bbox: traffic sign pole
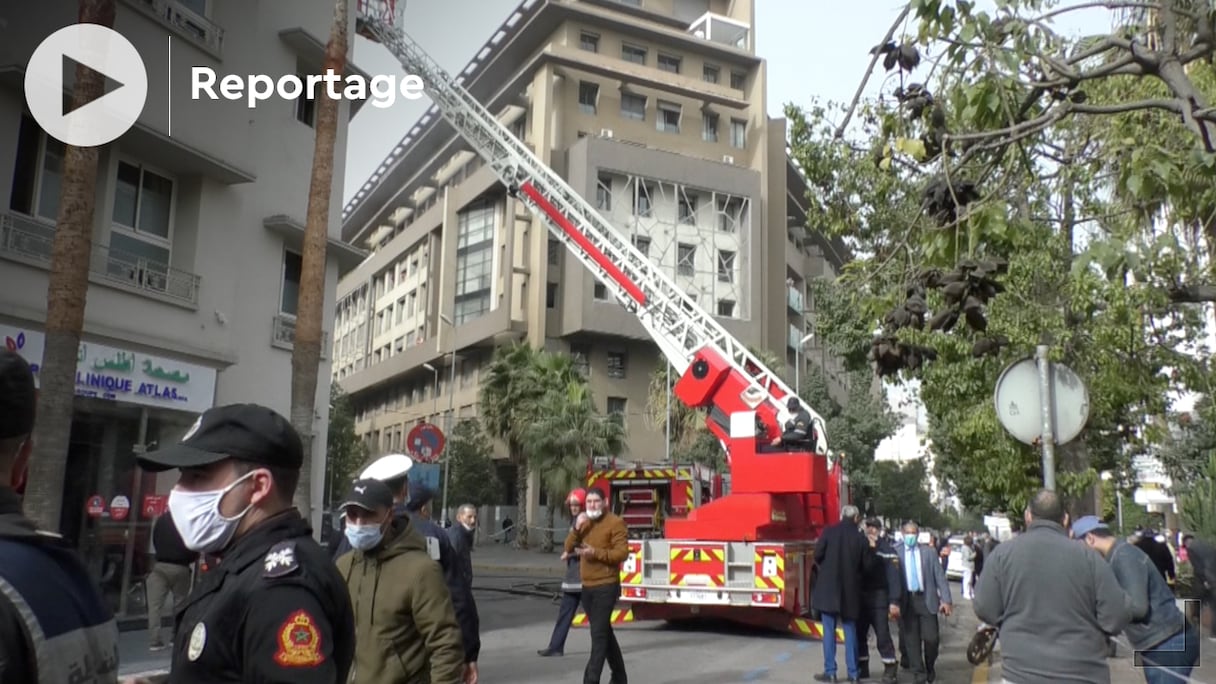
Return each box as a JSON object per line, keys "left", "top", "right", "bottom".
{"left": 1036, "top": 345, "right": 1057, "bottom": 491}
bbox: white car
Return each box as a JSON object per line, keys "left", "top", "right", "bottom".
{"left": 945, "top": 536, "right": 966, "bottom": 580}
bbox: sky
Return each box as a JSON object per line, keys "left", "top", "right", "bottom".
{"left": 340, "top": 1, "right": 1111, "bottom": 464}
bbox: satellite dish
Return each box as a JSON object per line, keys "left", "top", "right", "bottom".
{"left": 993, "top": 357, "right": 1090, "bottom": 446}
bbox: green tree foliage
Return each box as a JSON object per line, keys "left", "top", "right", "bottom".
{"left": 1179, "top": 454, "right": 1216, "bottom": 541}
{"left": 869, "top": 459, "right": 948, "bottom": 529}
{"left": 1098, "top": 477, "right": 1155, "bottom": 535}
{"left": 325, "top": 384, "right": 368, "bottom": 508}
{"left": 787, "top": 0, "right": 1215, "bottom": 513}
{"left": 443, "top": 419, "right": 504, "bottom": 509}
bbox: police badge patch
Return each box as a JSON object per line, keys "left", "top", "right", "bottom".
{"left": 264, "top": 541, "right": 300, "bottom": 578}
{"left": 187, "top": 622, "right": 207, "bottom": 661}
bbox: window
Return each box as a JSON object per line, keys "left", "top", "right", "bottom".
{"left": 702, "top": 64, "right": 720, "bottom": 83}
{"left": 178, "top": 0, "right": 207, "bottom": 16}
{"left": 111, "top": 160, "right": 174, "bottom": 270}
{"left": 633, "top": 182, "right": 654, "bottom": 217}
{"left": 578, "top": 81, "right": 598, "bottom": 115}
{"left": 395, "top": 336, "right": 405, "bottom": 353}
{"left": 730, "top": 71, "right": 746, "bottom": 89}
{"left": 717, "top": 250, "right": 736, "bottom": 282}
{"left": 294, "top": 73, "right": 316, "bottom": 127}
{"left": 703, "top": 112, "right": 719, "bottom": 142}
{"left": 717, "top": 299, "right": 735, "bottom": 317}
{"left": 621, "top": 93, "right": 646, "bottom": 120}
{"left": 658, "top": 54, "right": 681, "bottom": 73}
{"left": 730, "top": 118, "right": 747, "bottom": 148}
{"left": 454, "top": 200, "right": 496, "bottom": 324}
{"left": 24, "top": 130, "right": 66, "bottom": 221}
{"left": 678, "top": 193, "right": 697, "bottom": 224}
{"left": 677, "top": 243, "right": 696, "bottom": 276}
{"left": 594, "top": 282, "right": 608, "bottom": 300}
{"left": 548, "top": 239, "right": 561, "bottom": 265}
{"left": 632, "top": 235, "right": 651, "bottom": 257}
{"left": 607, "top": 396, "right": 627, "bottom": 421}
{"left": 281, "top": 250, "right": 302, "bottom": 315}
{"left": 596, "top": 174, "right": 612, "bottom": 210}
{"left": 616, "top": 0, "right": 641, "bottom": 5}
{"left": 621, "top": 44, "right": 647, "bottom": 64}
{"left": 607, "top": 352, "right": 626, "bottom": 378}
{"left": 571, "top": 344, "right": 591, "bottom": 376}
{"left": 718, "top": 197, "right": 744, "bottom": 232}
{"left": 580, "top": 32, "right": 599, "bottom": 52}
{"left": 395, "top": 298, "right": 405, "bottom": 323}
{"left": 656, "top": 101, "right": 680, "bottom": 133}
{"left": 546, "top": 282, "right": 558, "bottom": 308}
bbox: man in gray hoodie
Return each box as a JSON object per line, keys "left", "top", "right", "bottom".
{"left": 1073, "top": 516, "right": 1198, "bottom": 683}
{"left": 974, "top": 490, "right": 1131, "bottom": 683}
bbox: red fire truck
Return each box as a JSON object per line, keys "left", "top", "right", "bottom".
{"left": 585, "top": 462, "right": 724, "bottom": 539}
{"left": 355, "top": 0, "right": 848, "bottom": 641}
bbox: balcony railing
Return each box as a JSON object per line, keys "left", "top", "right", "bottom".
{"left": 0, "top": 212, "right": 201, "bottom": 306}
{"left": 125, "top": 0, "right": 224, "bottom": 54}
{"left": 687, "top": 12, "right": 750, "bottom": 51}
{"left": 787, "top": 286, "right": 803, "bottom": 312}
{"left": 272, "top": 315, "right": 330, "bottom": 359}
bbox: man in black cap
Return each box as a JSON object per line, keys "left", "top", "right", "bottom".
{"left": 0, "top": 349, "right": 120, "bottom": 683}
{"left": 336, "top": 478, "right": 465, "bottom": 683}
{"left": 135, "top": 402, "right": 355, "bottom": 683}
{"left": 765, "top": 396, "right": 818, "bottom": 452}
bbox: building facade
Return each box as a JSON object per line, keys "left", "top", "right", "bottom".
{"left": 0, "top": 0, "right": 365, "bottom": 619}
{"left": 337, "top": 0, "right": 847, "bottom": 521}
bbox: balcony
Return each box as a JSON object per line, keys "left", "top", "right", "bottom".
{"left": 271, "top": 315, "right": 330, "bottom": 359}
{"left": 788, "top": 324, "right": 802, "bottom": 350}
{"left": 687, "top": 12, "right": 750, "bottom": 51}
{"left": 123, "top": 0, "right": 224, "bottom": 55}
{"left": 787, "top": 286, "right": 803, "bottom": 313}
{"left": 0, "top": 212, "right": 201, "bottom": 307}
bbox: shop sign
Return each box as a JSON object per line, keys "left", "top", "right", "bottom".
{"left": 86, "top": 495, "right": 105, "bottom": 518}
{"left": 143, "top": 494, "right": 168, "bottom": 518}
{"left": 110, "top": 495, "right": 131, "bottom": 521}
{"left": 1, "top": 324, "right": 217, "bottom": 414}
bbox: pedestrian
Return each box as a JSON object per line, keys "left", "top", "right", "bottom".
{"left": 563, "top": 486, "right": 629, "bottom": 684}
{"left": 0, "top": 349, "right": 120, "bottom": 683}
{"left": 973, "top": 490, "right": 1130, "bottom": 683}
{"left": 330, "top": 452, "right": 415, "bottom": 558}
{"left": 1181, "top": 534, "right": 1216, "bottom": 637}
{"left": 896, "top": 520, "right": 952, "bottom": 684}
{"left": 959, "top": 534, "right": 976, "bottom": 600}
{"left": 540, "top": 488, "right": 587, "bottom": 657}
{"left": 146, "top": 510, "right": 198, "bottom": 650}
{"left": 1072, "top": 516, "right": 1198, "bottom": 683}
{"left": 449, "top": 503, "right": 482, "bottom": 684}
{"left": 134, "top": 403, "right": 356, "bottom": 683}
{"left": 857, "top": 518, "right": 901, "bottom": 683}
{"left": 335, "top": 478, "right": 465, "bottom": 683}
{"left": 811, "top": 504, "right": 867, "bottom": 683}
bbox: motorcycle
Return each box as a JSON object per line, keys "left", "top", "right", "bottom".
{"left": 967, "top": 623, "right": 998, "bottom": 665}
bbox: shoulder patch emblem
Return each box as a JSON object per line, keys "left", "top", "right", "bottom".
{"left": 273, "top": 609, "right": 325, "bottom": 667}
{"left": 264, "top": 541, "right": 300, "bottom": 578}
{"left": 187, "top": 622, "right": 207, "bottom": 661}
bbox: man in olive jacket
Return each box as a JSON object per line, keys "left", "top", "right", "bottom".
{"left": 563, "top": 487, "right": 629, "bottom": 684}
{"left": 335, "top": 479, "right": 465, "bottom": 684}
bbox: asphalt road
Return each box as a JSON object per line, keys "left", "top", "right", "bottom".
{"left": 122, "top": 574, "right": 987, "bottom": 683}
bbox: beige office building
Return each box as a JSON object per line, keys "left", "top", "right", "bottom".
{"left": 337, "top": 0, "right": 846, "bottom": 513}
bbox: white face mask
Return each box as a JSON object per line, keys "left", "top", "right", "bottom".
{"left": 586, "top": 507, "right": 603, "bottom": 520}
{"left": 168, "top": 470, "right": 257, "bottom": 553}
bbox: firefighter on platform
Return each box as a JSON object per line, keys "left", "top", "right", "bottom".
{"left": 766, "top": 396, "right": 816, "bottom": 452}
{"left": 858, "top": 518, "right": 902, "bottom": 683}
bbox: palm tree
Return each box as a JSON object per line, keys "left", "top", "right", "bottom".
{"left": 24, "top": 0, "right": 117, "bottom": 530}
{"left": 290, "top": 0, "right": 348, "bottom": 520}
{"left": 524, "top": 381, "right": 627, "bottom": 550}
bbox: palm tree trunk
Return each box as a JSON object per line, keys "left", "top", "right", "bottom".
{"left": 513, "top": 449, "right": 529, "bottom": 549}
{"left": 24, "top": 0, "right": 116, "bottom": 531}
{"left": 543, "top": 497, "right": 556, "bottom": 552}
{"left": 290, "top": 0, "right": 347, "bottom": 523}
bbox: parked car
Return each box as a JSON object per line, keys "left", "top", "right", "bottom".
{"left": 946, "top": 535, "right": 966, "bottom": 580}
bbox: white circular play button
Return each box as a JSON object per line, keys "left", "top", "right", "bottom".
{"left": 24, "top": 24, "right": 148, "bottom": 148}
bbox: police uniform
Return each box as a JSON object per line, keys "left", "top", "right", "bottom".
{"left": 136, "top": 402, "right": 356, "bottom": 683}
{"left": 857, "top": 520, "right": 902, "bottom": 682}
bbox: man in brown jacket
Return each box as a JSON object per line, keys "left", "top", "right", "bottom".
{"left": 563, "top": 487, "right": 629, "bottom": 684}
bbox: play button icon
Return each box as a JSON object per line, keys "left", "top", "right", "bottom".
{"left": 24, "top": 25, "right": 148, "bottom": 148}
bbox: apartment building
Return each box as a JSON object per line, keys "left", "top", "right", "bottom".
{"left": 337, "top": 0, "right": 848, "bottom": 518}
{"left": 0, "top": 0, "right": 365, "bottom": 617}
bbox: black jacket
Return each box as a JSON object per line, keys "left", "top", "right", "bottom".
{"left": 811, "top": 519, "right": 867, "bottom": 620}
{"left": 168, "top": 510, "right": 355, "bottom": 683}
{"left": 862, "top": 536, "right": 903, "bottom": 603}
{"left": 446, "top": 524, "right": 482, "bottom": 663}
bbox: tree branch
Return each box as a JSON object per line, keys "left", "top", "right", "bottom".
{"left": 835, "top": 2, "right": 912, "bottom": 140}
{"left": 1168, "top": 284, "right": 1216, "bottom": 303}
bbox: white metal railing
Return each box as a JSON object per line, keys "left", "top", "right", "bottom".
{"left": 0, "top": 212, "right": 201, "bottom": 306}
{"left": 271, "top": 314, "right": 330, "bottom": 358}
{"left": 126, "top": 0, "right": 224, "bottom": 53}
{"left": 787, "top": 286, "right": 802, "bottom": 312}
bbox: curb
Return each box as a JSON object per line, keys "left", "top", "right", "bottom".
{"left": 472, "top": 563, "right": 564, "bottom": 578}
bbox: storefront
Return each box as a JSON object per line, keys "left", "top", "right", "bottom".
{"left": 1, "top": 323, "right": 217, "bottom": 619}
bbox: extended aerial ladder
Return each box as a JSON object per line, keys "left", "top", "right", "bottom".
{"left": 354, "top": 0, "right": 847, "bottom": 638}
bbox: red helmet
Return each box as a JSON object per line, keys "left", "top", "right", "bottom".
{"left": 567, "top": 488, "right": 587, "bottom": 506}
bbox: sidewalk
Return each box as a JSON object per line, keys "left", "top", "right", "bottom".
{"left": 979, "top": 638, "right": 1216, "bottom": 683}
{"left": 470, "top": 540, "right": 566, "bottom": 578}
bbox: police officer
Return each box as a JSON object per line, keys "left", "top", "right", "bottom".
{"left": 857, "top": 518, "right": 902, "bottom": 683}
{"left": 0, "top": 350, "right": 120, "bottom": 683}
{"left": 767, "top": 396, "right": 817, "bottom": 452}
{"left": 135, "top": 403, "right": 355, "bottom": 683}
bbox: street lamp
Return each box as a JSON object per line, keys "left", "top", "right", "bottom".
{"left": 438, "top": 313, "right": 456, "bottom": 526}
{"left": 794, "top": 332, "right": 815, "bottom": 397}
{"left": 422, "top": 362, "right": 440, "bottom": 420}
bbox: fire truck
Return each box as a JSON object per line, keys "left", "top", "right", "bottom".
{"left": 355, "top": 1, "right": 848, "bottom": 641}
{"left": 585, "top": 461, "right": 723, "bottom": 539}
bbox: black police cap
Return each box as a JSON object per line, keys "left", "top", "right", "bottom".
{"left": 137, "top": 403, "right": 303, "bottom": 472}
{"left": 0, "top": 350, "right": 36, "bottom": 439}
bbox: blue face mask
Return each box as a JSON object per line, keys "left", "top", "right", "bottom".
{"left": 903, "top": 534, "right": 918, "bottom": 547}
{"left": 345, "top": 523, "right": 385, "bottom": 551}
